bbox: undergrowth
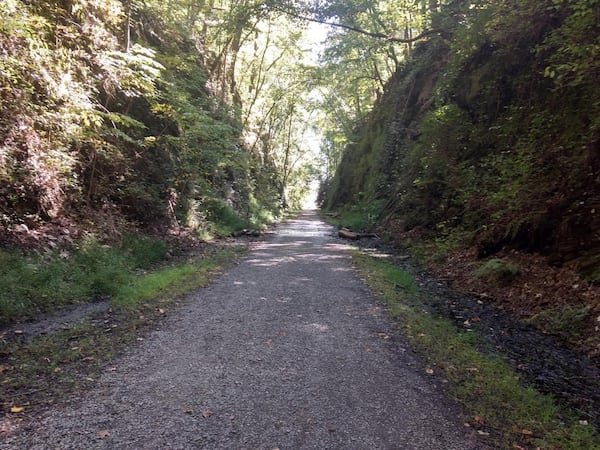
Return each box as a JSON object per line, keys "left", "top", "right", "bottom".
{"left": 0, "top": 234, "right": 168, "bottom": 324}
{"left": 352, "top": 250, "right": 599, "bottom": 449}
{"left": 322, "top": 200, "right": 381, "bottom": 232}
{"left": 0, "top": 245, "right": 243, "bottom": 416}
{"left": 474, "top": 258, "right": 521, "bottom": 286}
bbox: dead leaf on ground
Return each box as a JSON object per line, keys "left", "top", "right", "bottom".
{"left": 425, "top": 368, "right": 434, "bottom": 375}
{"left": 98, "top": 430, "right": 110, "bottom": 439}
{"left": 9, "top": 406, "right": 24, "bottom": 413}
{"left": 201, "top": 410, "right": 213, "bottom": 418}
{"left": 520, "top": 428, "right": 534, "bottom": 436}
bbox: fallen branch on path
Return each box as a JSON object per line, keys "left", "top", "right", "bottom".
{"left": 338, "top": 228, "right": 379, "bottom": 240}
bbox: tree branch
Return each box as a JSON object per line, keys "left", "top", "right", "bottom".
{"left": 265, "top": 4, "right": 441, "bottom": 44}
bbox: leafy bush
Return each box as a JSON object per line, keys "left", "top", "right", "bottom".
{"left": 474, "top": 258, "right": 521, "bottom": 285}
{"left": 119, "top": 234, "right": 168, "bottom": 268}
{"left": 329, "top": 195, "right": 383, "bottom": 232}
{"left": 531, "top": 305, "right": 592, "bottom": 339}
{"left": 200, "top": 198, "right": 248, "bottom": 238}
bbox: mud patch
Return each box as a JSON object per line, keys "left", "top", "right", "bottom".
{"left": 0, "top": 300, "right": 111, "bottom": 342}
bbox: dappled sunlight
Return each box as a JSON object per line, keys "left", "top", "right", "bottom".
{"left": 360, "top": 248, "right": 393, "bottom": 259}
{"left": 246, "top": 251, "right": 348, "bottom": 268}
{"left": 302, "top": 323, "right": 331, "bottom": 333}
{"left": 253, "top": 241, "right": 313, "bottom": 249}
{"left": 323, "top": 242, "right": 354, "bottom": 251}
{"left": 246, "top": 255, "right": 297, "bottom": 267}
{"left": 241, "top": 210, "right": 352, "bottom": 271}
{"left": 331, "top": 267, "right": 353, "bottom": 272}
{"left": 232, "top": 280, "right": 257, "bottom": 286}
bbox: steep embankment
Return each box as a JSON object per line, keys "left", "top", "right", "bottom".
{"left": 0, "top": 0, "right": 281, "bottom": 248}
{"left": 324, "top": 0, "right": 600, "bottom": 357}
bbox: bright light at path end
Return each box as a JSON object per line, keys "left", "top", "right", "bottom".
{"left": 303, "top": 179, "right": 320, "bottom": 210}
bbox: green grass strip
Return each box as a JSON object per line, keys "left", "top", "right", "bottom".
{"left": 1, "top": 247, "right": 243, "bottom": 416}
{"left": 112, "top": 249, "right": 240, "bottom": 309}
{"left": 352, "top": 250, "right": 599, "bottom": 450}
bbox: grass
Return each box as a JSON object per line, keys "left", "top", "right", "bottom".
{"left": 322, "top": 200, "right": 381, "bottom": 232}
{"left": 195, "top": 197, "right": 278, "bottom": 240}
{"left": 0, "top": 245, "right": 243, "bottom": 416}
{"left": 113, "top": 249, "right": 240, "bottom": 309}
{"left": 0, "top": 234, "right": 168, "bottom": 323}
{"left": 352, "top": 250, "right": 599, "bottom": 449}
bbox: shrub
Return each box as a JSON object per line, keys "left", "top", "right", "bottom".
{"left": 474, "top": 258, "right": 521, "bottom": 285}
{"left": 119, "top": 234, "right": 168, "bottom": 268}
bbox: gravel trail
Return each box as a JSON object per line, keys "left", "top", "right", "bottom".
{"left": 2, "top": 210, "right": 484, "bottom": 449}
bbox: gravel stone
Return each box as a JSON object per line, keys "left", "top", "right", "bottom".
{"left": 1, "top": 211, "right": 486, "bottom": 449}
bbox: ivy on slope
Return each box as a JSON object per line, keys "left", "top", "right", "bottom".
{"left": 325, "top": 0, "right": 600, "bottom": 268}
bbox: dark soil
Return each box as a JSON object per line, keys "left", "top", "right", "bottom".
{"left": 352, "top": 236, "right": 600, "bottom": 427}
{"left": 0, "top": 300, "right": 111, "bottom": 343}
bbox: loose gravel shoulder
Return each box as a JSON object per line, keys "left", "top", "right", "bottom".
{"left": 1, "top": 211, "right": 485, "bottom": 449}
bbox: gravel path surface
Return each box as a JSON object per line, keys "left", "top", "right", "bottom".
{"left": 2, "top": 210, "right": 484, "bottom": 449}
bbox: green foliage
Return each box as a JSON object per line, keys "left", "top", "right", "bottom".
{"left": 246, "top": 193, "right": 277, "bottom": 228}
{"left": 325, "top": 189, "right": 383, "bottom": 231}
{"left": 474, "top": 259, "right": 521, "bottom": 285}
{"left": 1, "top": 0, "right": 292, "bottom": 244}
{"left": 530, "top": 305, "right": 592, "bottom": 340}
{"left": 0, "top": 234, "right": 168, "bottom": 323}
{"left": 1, "top": 245, "right": 242, "bottom": 417}
{"left": 324, "top": 0, "right": 600, "bottom": 269}
{"left": 202, "top": 198, "right": 248, "bottom": 238}
{"left": 382, "top": 265, "right": 417, "bottom": 294}
{"left": 541, "top": 0, "right": 600, "bottom": 89}
{"left": 119, "top": 234, "right": 168, "bottom": 268}
{"left": 70, "top": 242, "right": 133, "bottom": 297}
{"left": 113, "top": 248, "right": 241, "bottom": 308}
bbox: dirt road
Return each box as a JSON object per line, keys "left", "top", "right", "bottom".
{"left": 2, "top": 210, "right": 484, "bottom": 449}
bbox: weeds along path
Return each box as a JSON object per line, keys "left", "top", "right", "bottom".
{"left": 1, "top": 210, "right": 484, "bottom": 449}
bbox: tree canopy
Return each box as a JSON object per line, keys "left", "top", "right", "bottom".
{"left": 1, "top": 0, "right": 598, "bottom": 273}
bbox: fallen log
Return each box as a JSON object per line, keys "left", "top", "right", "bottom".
{"left": 232, "top": 229, "right": 262, "bottom": 237}
{"left": 338, "top": 228, "right": 380, "bottom": 240}
{"left": 338, "top": 228, "right": 359, "bottom": 240}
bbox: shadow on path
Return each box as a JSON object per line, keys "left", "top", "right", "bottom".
{"left": 2, "top": 210, "right": 485, "bottom": 449}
